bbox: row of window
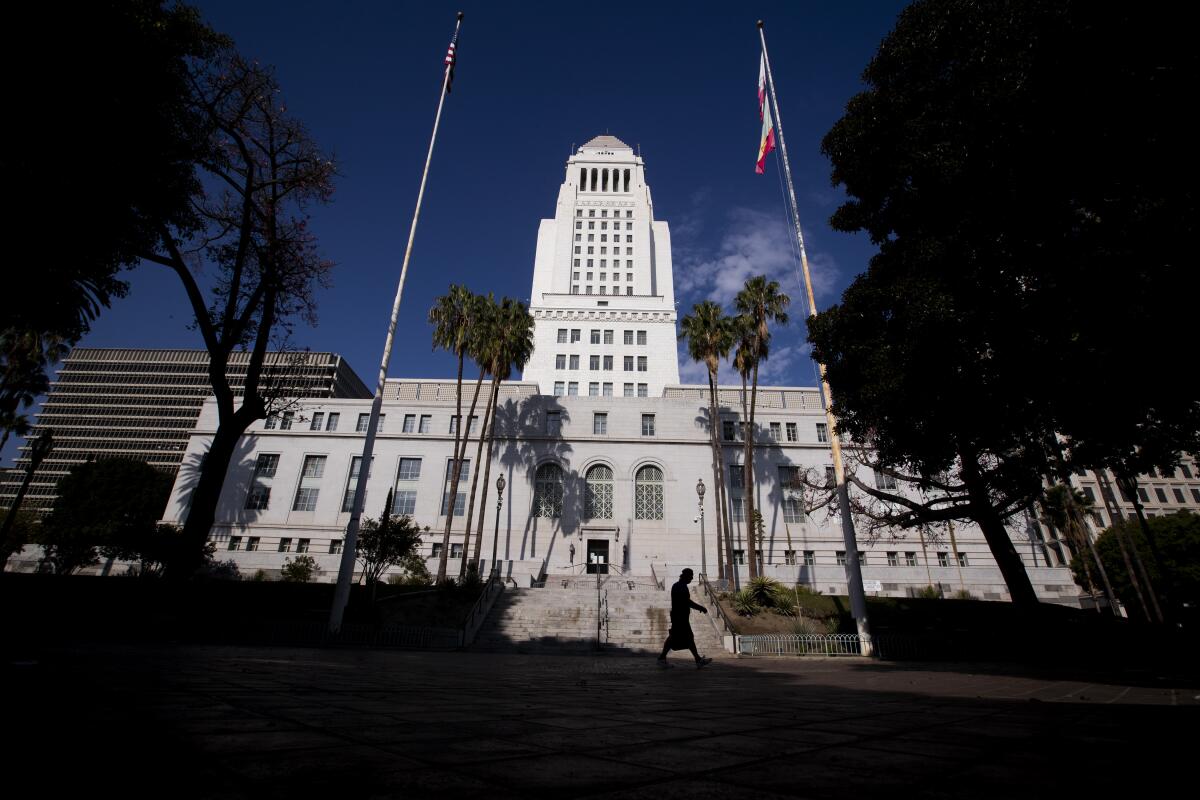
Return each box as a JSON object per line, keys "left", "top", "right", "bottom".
{"left": 228, "top": 535, "right": 345, "bottom": 555}
{"left": 557, "top": 329, "right": 648, "bottom": 345}
{"left": 265, "top": 411, "right": 481, "bottom": 436}
{"left": 532, "top": 463, "right": 664, "bottom": 520}
{"left": 1082, "top": 483, "right": 1200, "bottom": 507}
{"left": 720, "top": 420, "right": 832, "bottom": 445}
{"left": 749, "top": 551, "right": 969, "bottom": 567}
{"left": 571, "top": 286, "right": 635, "bottom": 295}
{"left": 573, "top": 270, "right": 632, "bottom": 282}
{"left": 578, "top": 166, "right": 632, "bottom": 192}
{"left": 580, "top": 412, "right": 657, "bottom": 436}
{"left": 553, "top": 382, "right": 648, "bottom": 397}
{"left": 576, "top": 208, "right": 634, "bottom": 218}
{"left": 554, "top": 355, "right": 649, "bottom": 372}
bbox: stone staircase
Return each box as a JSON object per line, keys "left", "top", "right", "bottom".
{"left": 471, "top": 574, "right": 725, "bottom": 655}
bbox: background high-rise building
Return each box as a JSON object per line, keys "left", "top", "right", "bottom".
{"left": 523, "top": 135, "right": 681, "bottom": 397}
{"left": 0, "top": 348, "right": 369, "bottom": 513}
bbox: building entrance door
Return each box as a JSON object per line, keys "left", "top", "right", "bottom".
{"left": 586, "top": 539, "right": 609, "bottom": 574}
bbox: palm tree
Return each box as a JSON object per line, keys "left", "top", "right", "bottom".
{"left": 457, "top": 293, "right": 498, "bottom": 579}
{"left": 679, "top": 301, "right": 736, "bottom": 585}
{"left": 1040, "top": 483, "right": 1118, "bottom": 614}
{"left": 429, "top": 284, "right": 474, "bottom": 582}
{"left": 470, "top": 298, "right": 535, "bottom": 572}
{"left": 734, "top": 276, "right": 791, "bottom": 579}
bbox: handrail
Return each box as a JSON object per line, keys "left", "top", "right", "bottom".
{"left": 650, "top": 563, "right": 664, "bottom": 590}
{"left": 699, "top": 574, "right": 738, "bottom": 639}
{"left": 461, "top": 571, "right": 502, "bottom": 645}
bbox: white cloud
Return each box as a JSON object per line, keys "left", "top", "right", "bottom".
{"left": 675, "top": 207, "right": 839, "bottom": 310}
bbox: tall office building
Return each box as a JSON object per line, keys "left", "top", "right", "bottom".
{"left": 0, "top": 348, "right": 370, "bottom": 513}
{"left": 523, "top": 135, "right": 680, "bottom": 398}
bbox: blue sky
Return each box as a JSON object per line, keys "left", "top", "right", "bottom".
{"left": 4, "top": 0, "right": 910, "bottom": 466}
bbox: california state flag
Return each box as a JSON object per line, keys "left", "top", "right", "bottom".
{"left": 756, "top": 53, "right": 776, "bottom": 174}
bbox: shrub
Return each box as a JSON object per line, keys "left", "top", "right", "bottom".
{"left": 770, "top": 591, "right": 798, "bottom": 616}
{"left": 791, "top": 616, "right": 836, "bottom": 636}
{"left": 951, "top": 589, "right": 974, "bottom": 600}
{"left": 196, "top": 558, "right": 241, "bottom": 581}
{"left": 746, "top": 576, "right": 785, "bottom": 607}
{"left": 915, "top": 585, "right": 942, "bottom": 599}
{"left": 280, "top": 554, "right": 318, "bottom": 583}
{"left": 732, "top": 588, "right": 761, "bottom": 617}
{"left": 250, "top": 569, "right": 269, "bottom": 582}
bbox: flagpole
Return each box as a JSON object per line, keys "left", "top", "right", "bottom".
{"left": 757, "top": 20, "right": 873, "bottom": 655}
{"left": 329, "top": 11, "right": 464, "bottom": 633}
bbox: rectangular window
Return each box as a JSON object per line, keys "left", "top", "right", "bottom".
{"left": 450, "top": 543, "right": 464, "bottom": 559}
{"left": 836, "top": 551, "right": 847, "bottom": 566}
{"left": 1192, "top": 488, "right": 1200, "bottom": 503}
{"left": 637, "top": 383, "right": 648, "bottom": 397}
{"left": 904, "top": 552, "right": 917, "bottom": 567}
{"left": 1155, "top": 487, "right": 1168, "bottom": 503}
{"left": 816, "top": 423, "right": 828, "bottom": 443}
{"left": 784, "top": 550, "right": 797, "bottom": 565}
{"left": 637, "top": 330, "right": 647, "bottom": 345}
{"left": 296, "top": 538, "right": 310, "bottom": 554}
{"left": 392, "top": 490, "right": 416, "bottom": 515}
{"left": 589, "top": 382, "right": 599, "bottom": 396}
{"left": 431, "top": 543, "right": 442, "bottom": 557}
{"left": 602, "top": 382, "right": 613, "bottom": 397}
{"left": 264, "top": 416, "right": 277, "bottom": 430}
{"left": 569, "top": 355, "right": 579, "bottom": 370}
{"left": 557, "top": 328, "right": 568, "bottom": 343}
{"left": 887, "top": 552, "right": 899, "bottom": 567}
{"left": 279, "top": 411, "right": 295, "bottom": 430}
{"left": 228, "top": 536, "right": 242, "bottom": 551}
{"left": 600, "top": 286, "right": 607, "bottom": 295}
{"left": 328, "top": 539, "right": 343, "bottom": 555}
{"left": 723, "top": 420, "right": 736, "bottom": 441}
{"left": 637, "top": 356, "right": 647, "bottom": 372}
{"left": 1181, "top": 464, "right": 1193, "bottom": 479}
{"left": 571, "top": 329, "right": 581, "bottom": 342}
{"left": 245, "top": 485, "right": 271, "bottom": 510}
{"left": 309, "top": 412, "right": 325, "bottom": 431}
{"left": 624, "top": 383, "right": 634, "bottom": 397}
{"left": 934, "top": 552, "right": 950, "bottom": 567}
{"left": 1137, "top": 488, "right": 1149, "bottom": 502}
{"left": 403, "top": 414, "right": 416, "bottom": 433}
{"left": 732, "top": 497, "right": 745, "bottom": 521}
{"left": 326, "top": 412, "right": 339, "bottom": 431}
{"left": 547, "top": 411, "right": 561, "bottom": 435}
{"left": 292, "top": 455, "right": 326, "bottom": 511}
{"left": 419, "top": 415, "right": 432, "bottom": 433}
{"left": 873, "top": 469, "right": 898, "bottom": 490}
{"left": 568, "top": 382, "right": 578, "bottom": 396}
{"left": 786, "top": 422, "right": 798, "bottom": 442}
{"left": 254, "top": 453, "right": 279, "bottom": 479}
{"left": 278, "top": 537, "right": 292, "bottom": 553}
{"left": 357, "top": 413, "right": 370, "bottom": 432}
{"left": 555, "top": 354, "right": 566, "bottom": 369}
{"left": 733, "top": 549, "right": 746, "bottom": 565}
{"left": 590, "top": 355, "right": 600, "bottom": 370}
{"left": 957, "top": 552, "right": 968, "bottom": 567}
{"left": 624, "top": 356, "right": 634, "bottom": 371}
{"left": 624, "top": 330, "right": 633, "bottom": 345}
{"left": 397, "top": 457, "right": 422, "bottom": 481}
{"left": 642, "top": 414, "right": 655, "bottom": 436}
{"left": 729, "top": 466, "right": 744, "bottom": 489}
{"left": 245, "top": 537, "right": 260, "bottom": 552}
{"left": 554, "top": 381, "right": 565, "bottom": 396}
{"left": 440, "top": 458, "right": 469, "bottom": 516}
{"left": 342, "top": 456, "right": 371, "bottom": 512}
{"left": 803, "top": 551, "right": 815, "bottom": 566}
{"left": 626, "top": 273, "right": 632, "bottom": 282}
{"left": 769, "top": 422, "right": 781, "bottom": 441}
{"left": 594, "top": 412, "right": 608, "bottom": 435}
{"left": 782, "top": 497, "right": 803, "bottom": 523}
{"left": 1082, "top": 486, "right": 1096, "bottom": 501}
{"left": 590, "top": 329, "right": 601, "bottom": 344}
{"left": 604, "top": 330, "right": 613, "bottom": 344}
{"left": 603, "top": 355, "right": 613, "bottom": 370}
{"left": 825, "top": 466, "right": 836, "bottom": 487}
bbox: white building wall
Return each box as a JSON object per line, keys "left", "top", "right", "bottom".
{"left": 158, "top": 380, "right": 1079, "bottom": 604}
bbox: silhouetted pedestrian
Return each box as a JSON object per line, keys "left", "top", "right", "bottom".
{"left": 657, "top": 568, "right": 712, "bottom": 669}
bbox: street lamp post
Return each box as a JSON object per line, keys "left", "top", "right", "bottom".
{"left": 491, "top": 473, "right": 506, "bottom": 576}
{"left": 696, "top": 478, "right": 707, "bottom": 579}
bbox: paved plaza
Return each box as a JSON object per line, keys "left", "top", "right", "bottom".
{"left": 7, "top": 644, "right": 1196, "bottom": 798}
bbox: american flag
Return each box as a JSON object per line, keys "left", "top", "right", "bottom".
{"left": 444, "top": 33, "right": 458, "bottom": 93}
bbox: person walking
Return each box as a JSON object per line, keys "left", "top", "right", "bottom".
{"left": 658, "top": 568, "right": 712, "bottom": 668}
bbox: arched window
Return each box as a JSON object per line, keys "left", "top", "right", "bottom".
{"left": 533, "top": 463, "right": 563, "bottom": 518}
{"left": 623, "top": 168, "right": 630, "bottom": 192}
{"left": 585, "top": 464, "right": 613, "bottom": 520}
{"left": 590, "top": 168, "right": 598, "bottom": 193}
{"left": 602, "top": 168, "right": 609, "bottom": 192}
{"left": 634, "top": 464, "right": 664, "bottom": 520}
{"left": 580, "top": 167, "right": 587, "bottom": 190}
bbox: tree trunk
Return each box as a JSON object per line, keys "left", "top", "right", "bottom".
{"left": 749, "top": 362, "right": 762, "bottom": 576}
{"left": 456, "top": 368, "right": 488, "bottom": 579}
{"left": 472, "top": 377, "right": 502, "bottom": 571}
{"left": 959, "top": 449, "right": 1039, "bottom": 607}
{"left": 1112, "top": 522, "right": 1153, "bottom": 623}
{"left": 174, "top": 415, "right": 249, "bottom": 577}
{"left": 467, "top": 384, "right": 497, "bottom": 570}
{"left": 705, "top": 373, "right": 726, "bottom": 582}
{"left": 740, "top": 373, "right": 758, "bottom": 580}
{"left": 1114, "top": 472, "right": 1166, "bottom": 623}
{"left": 436, "top": 353, "right": 466, "bottom": 582}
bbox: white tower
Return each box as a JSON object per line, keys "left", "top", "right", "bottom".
{"left": 523, "top": 135, "right": 680, "bottom": 398}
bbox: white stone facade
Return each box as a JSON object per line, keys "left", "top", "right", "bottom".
{"left": 523, "top": 135, "right": 680, "bottom": 397}
{"left": 158, "top": 380, "right": 1077, "bottom": 604}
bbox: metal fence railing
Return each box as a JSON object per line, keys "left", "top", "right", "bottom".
{"left": 737, "top": 633, "right": 865, "bottom": 657}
